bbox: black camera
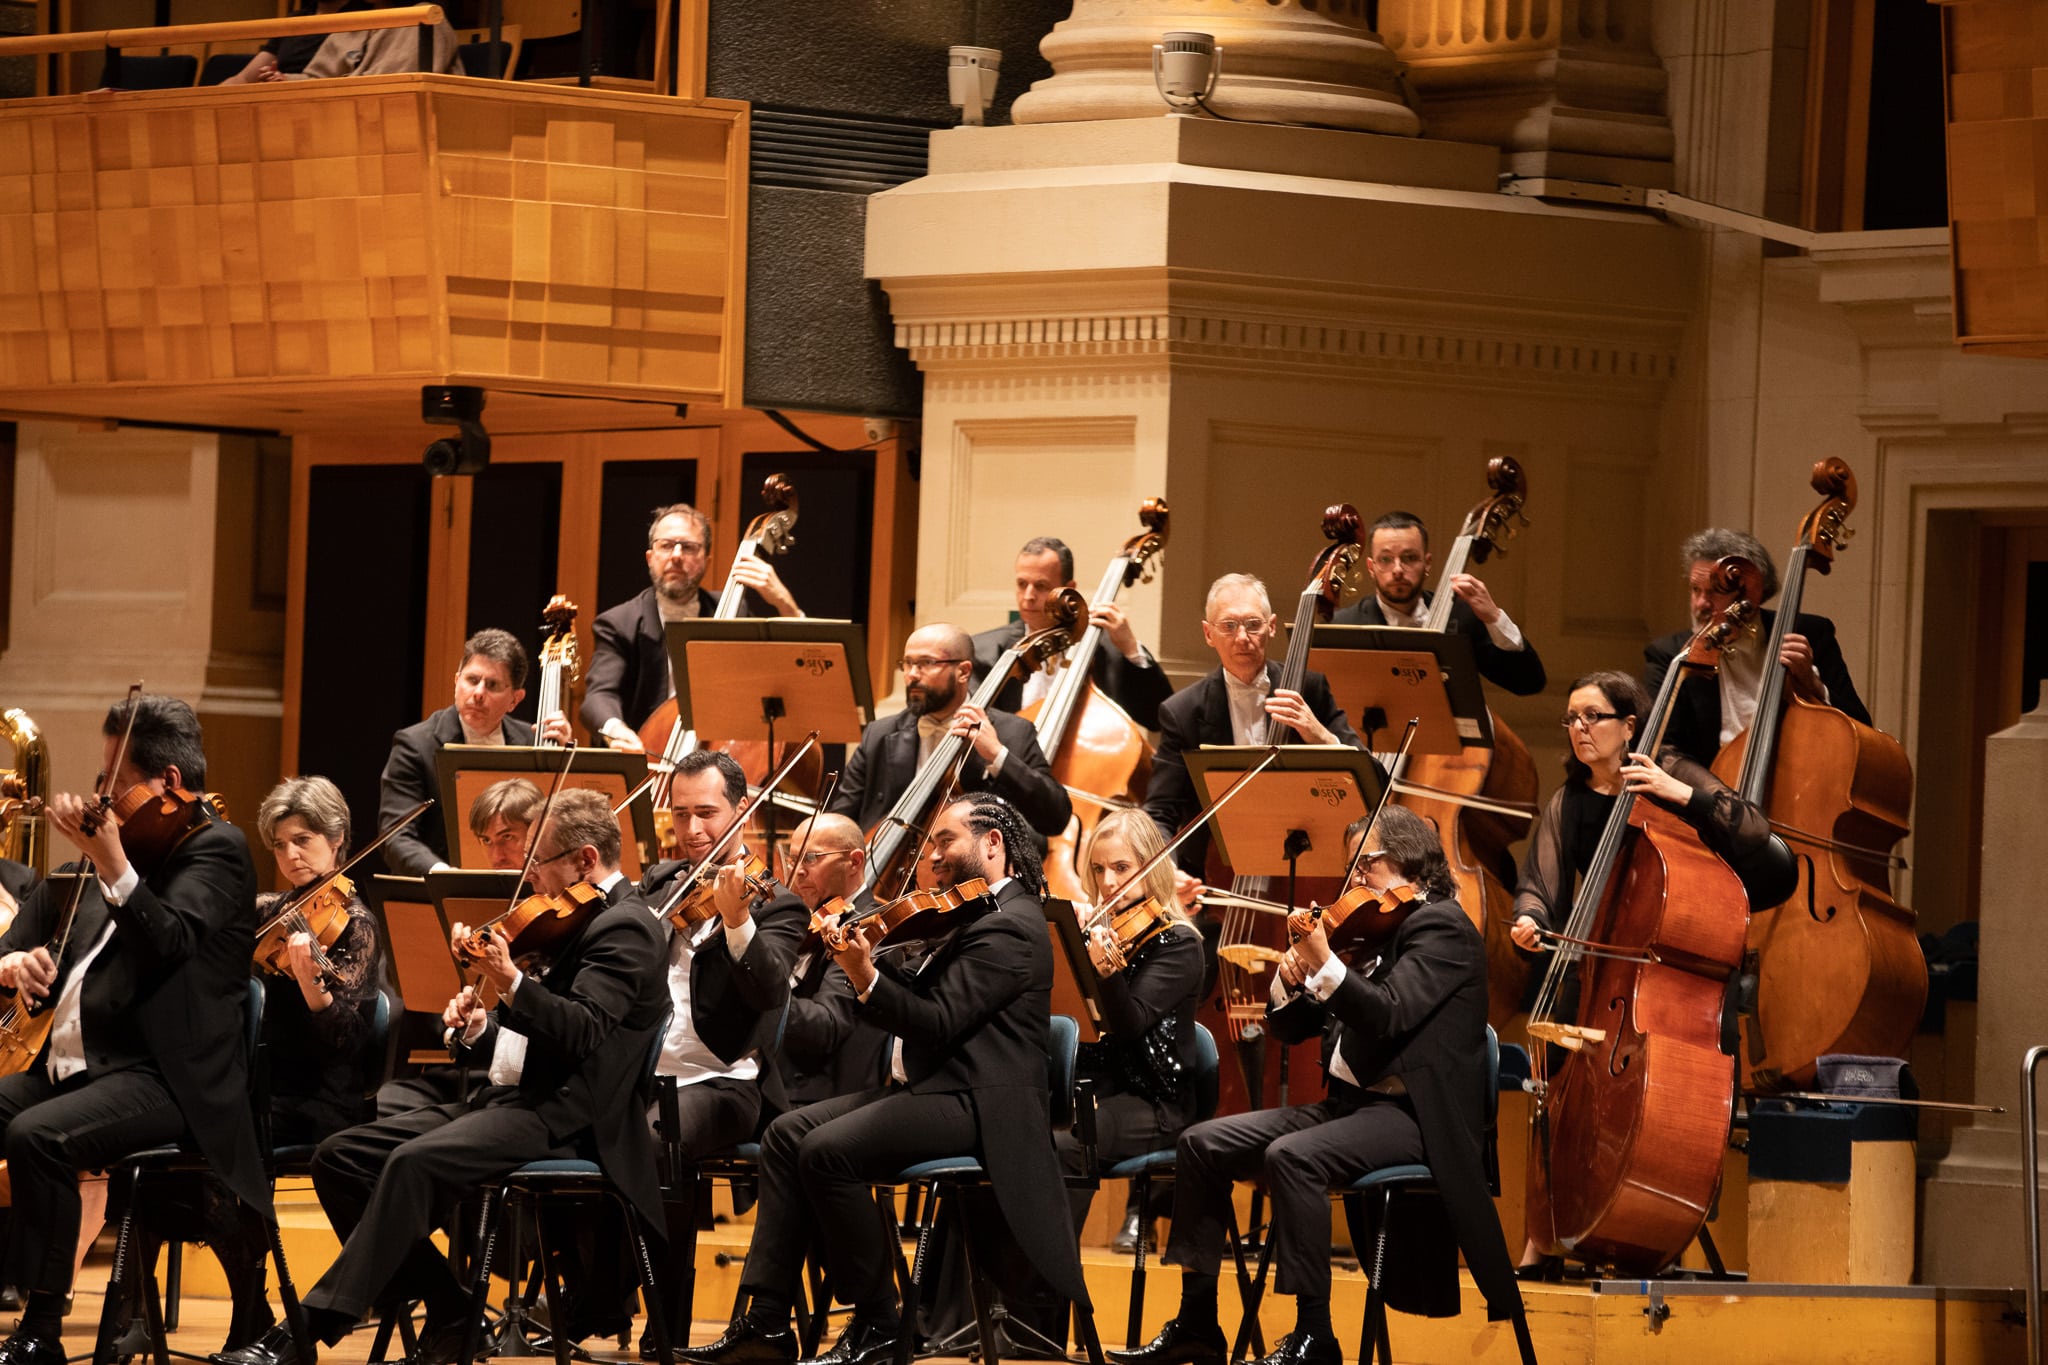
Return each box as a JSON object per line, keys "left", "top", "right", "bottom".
{"left": 422, "top": 385, "right": 490, "bottom": 477}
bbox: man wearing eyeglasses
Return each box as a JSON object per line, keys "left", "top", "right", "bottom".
{"left": 1144, "top": 574, "right": 1368, "bottom": 884}
{"left": 1329, "top": 511, "right": 1546, "bottom": 698}
{"left": 970, "top": 535, "right": 1175, "bottom": 730}
{"left": 776, "top": 813, "right": 892, "bottom": 1107}
{"left": 827, "top": 624, "right": 1073, "bottom": 838}
{"left": 583, "top": 503, "right": 805, "bottom": 753}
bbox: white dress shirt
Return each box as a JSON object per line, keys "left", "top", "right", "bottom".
{"left": 472, "top": 868, "right": 629, "bottom": 1085}
{"left": 658, "top": 866, "right": 761, "bottom": 1086}
{"left": 1222, "top": 669, "right": 1272, "bottom": 745}
{"left": 1378, "top": 592, "right": 1526, "bottom": 653}
{"left": 47, "top": 863, "right": 138, "bottom": 1082}
{"left": 918, "top": 709, "right": 1006, "bottom": 777}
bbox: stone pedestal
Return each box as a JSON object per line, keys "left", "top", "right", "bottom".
{"left": 1922, "top": 700, "right": 2048, "bottom": 1286}
{"left": 1379, "top": 0, "right": 1674, "bottom": 185}
{"left": 1010, "top": 0, "right": 1419, "bottom": 135}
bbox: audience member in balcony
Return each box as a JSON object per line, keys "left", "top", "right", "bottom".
{"left": 216, "top": 0, "right": 373, "bottom": 82}
{"left": 225, "top": 0, "right": 458, "bottom": 82}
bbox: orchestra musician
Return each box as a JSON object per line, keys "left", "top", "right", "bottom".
{"left": 470, "top": 778, "right": 544, "bottom": 870}
{"left": 971, "top": 536, "right": 1175, "bottom": 731}
{"left": 1331, "top": 511, "right": 1546, "bottom": 697}
{"left": 378, "top": 629, "right": 570, "bottom": 877}
{"left": 1506, "top": 670, "right": 1775, "bottom": 1274}
{"left": 0, "top": 695, "right": 267, "bottom": 1365}
{"left": 582, "top": 503, "right": 804, "bottom": 752}
{"left": 1059, "top": 807, "right": 1206, "bottom": 1252}
{"left": 0, "top": 862, "right": 30, "bottom": 920}
{"left": 776, "top": 814, "right": 888, "bottom": 1108}
{"left": 681, "top": 793, "right": 1089, "bottom": 1365}
{"left": 214, "top": 788, "right": 669, "bottom": 1365}
{"left": 1110, "top": 808, "right": 1522, "bottom": 1365}
{"left": 1145, "top": 573, "right": 1365, "bottom": 881}
{"left": 830, "top": 625, "right": 1073, "bottom": 839}
{"left": 1644, "top": 528, "right": 1870, "bottom": 767}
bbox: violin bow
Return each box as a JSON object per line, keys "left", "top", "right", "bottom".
{"left": 41, "top": 682, "right": 144, "bottom": 974}
{"left": 655, "top": 731, "right": 821, "bottom": 921}
{"left": 781, "top": 769, "right": 843, "bottom": 882}
{"left": 1331, "top": 718, "right": 1418, "bottom": 898}
{"left": 480, "top": 740, "right": 579, "bottom": 938}
{"left": 262, "top": 798, "right": 434, "bottom": 934}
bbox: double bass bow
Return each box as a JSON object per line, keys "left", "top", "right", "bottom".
{"left": 1522, "top": 556, "right": 1763, "bottom": 1273}
{"left": 1709, "top": 459, "right": 1922, "bottom": 1090}
{"left": 1380, "top": 456, "right": 1541, "bottom": 1029}
{"left": 1026, "top": 499, "right": 1170, "bottom": 901}
{"left": 857, "top": 588, "right": 1088, "bottom": 904}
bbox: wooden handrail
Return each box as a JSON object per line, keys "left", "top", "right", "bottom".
{"left": 0, "top": 4, "right": 444, "bottom": 57}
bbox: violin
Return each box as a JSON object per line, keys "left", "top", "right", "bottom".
{"left": 458, "top": 880, "right": 609, "bottom": 970}
{"left": 1076, "top": 893, "right": 1172, "bottom": 976}
{"left": 253, "top": 875, "right": 356, "bottom": 985}
{"left": 103, "top": 781, "right": 213, "bottom": 877}
{"left": 1289, "top": 882, "right": 1422, "bottom": 961}
{"left": 825, "top": 876, "right": 994, "bottom": 951}
{"left": 664, "top": 851, "right": 778, "bottom": 930}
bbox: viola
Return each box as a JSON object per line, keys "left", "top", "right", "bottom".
{"left": 105, "top": 781, "right": 213, "bottom": 877}
{"left": 1291, "top": 882, "right": 1422, "bottom": 960}
{"left": 664, "top": 851, "right": 778, "bottom": 930}
{"left": 828, "top": 876, "right": 993, "bottom": 951}
{"left": 253, "top": 875, "right": 356, "bottom": 985}
{"left": 459, "top": 880, "right": 609, "bottom": 971}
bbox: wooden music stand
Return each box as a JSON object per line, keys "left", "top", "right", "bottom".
{"left": 1304, "top": 623, "right": 1494, "bottom": 755}
{"left": 663, "top": 617, "right": 875, "bottom": 848}
{"left": 370, "top": 872, "right": 472, "bottom": 1066}
{"left": 1184, "top": 745, "right": 1389, "bottom": 883}
{"left": 433, "top": 746, "right": 657, "bottom": 879}
{"left": 1044, "top": 898, "right": 1110, "bottom": 1043}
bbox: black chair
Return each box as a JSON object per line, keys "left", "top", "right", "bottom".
{"left": 1228, "top": 1025, "right": 1537, "bottom": 1365}
{"left": 198, "top": 52, "right": 254, "bottom": 85}
{"left": 454, "top": 1011, "right": 676, "bottom": 1365}
{"left": 88, "top": 979, "right": 313, "bottom": 1365}
{"left": 1103, "top": 1023, "right": 1219, "bottom": 1349}
{"left": 95, "top": 53, "right": 197, "bottom": 89}
{"left": 454, "top": 40, "right": 514, "bottom": 78}
{"left": 881, "top": 1014, "right": 1107, "bottom": 1365}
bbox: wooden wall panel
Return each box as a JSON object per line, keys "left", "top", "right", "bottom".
{"left": 1940, "top": 0, "right": 2048, "bottom": 356}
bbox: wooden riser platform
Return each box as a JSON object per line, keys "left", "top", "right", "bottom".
{"left": 127, "top": 1182, "right": 2029, "bottom": 1364}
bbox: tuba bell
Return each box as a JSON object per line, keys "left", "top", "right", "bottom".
{"left": 1, "top": 707, "right": 50, "bottom": 879}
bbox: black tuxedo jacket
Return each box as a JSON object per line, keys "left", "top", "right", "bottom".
{"left": 1267, "top": 898, "right": 1519, "bottom": 1322}
{"left": 1643, "top": 609, "right": 1870, "bottom": 767}
{"left": 829, "top": 706, "right": 1072, "bottom": 838}
{"left": 0, "top": 858, "right": 34, "bottom": 909}
{"left": 857, "top": 877, "right": 1089, "bottom": 1302}
{"left": 638, "top": 860, "right": 808, "bottom": 1110}
{"left": 3, "top": 811, "right": 269, "bottom": 1212}
{"left": 582, "top": 586, "right": 762, "bottom": 737}
{"left": 779, "top": 947, "right": 890, "bottom": 1108}
{"left": 1143, "top": 663, "right": 1370, "bottom": 876}
{"left": 378, "top": 705, "right": 536, "bottom": 876}
{"left": 1332, "top": 591, "right": 1547, "bottom": 698}
{"left": 969, "top": 619, "right": 1176, "bottom": 732}
{"left": 454, "top": 876, "right": 669, "bottom": 1225}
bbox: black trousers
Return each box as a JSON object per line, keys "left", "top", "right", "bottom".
{"left": 304, "top": 1094, "right": 574, "bottom": 1327}
{"left": 0, "top": 1066, "right": 189, "bottom": 1294}
{"left": 1164, "top": 1087, "right": 1423, "bottom": 1297}
{"left": 739, "top": 1087, "right": 977, "bottom": 1317}
{"left": 1054, "top": 1089, "right": 1178, "bottom": 1236}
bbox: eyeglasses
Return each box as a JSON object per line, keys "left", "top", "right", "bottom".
{"left": 899, "top": 656, "right": 965, "bottom": 673}
{"left": 1369, "top": 554, "right": 1425, "bottom": 570}
{"left": 650, "top": 538, "right": 707, "bottom": 557}
{"left": 791, "top": 849, "right": 853, "bottom": 870}
{"left": 1207, "top": 617, "right": 1270, "bottom": 638}
{"left": 530, "top": 846, "right": 583, "bottom": 868}
{"left": 1559, "top": 710, "right": 1622, "bottom": 731}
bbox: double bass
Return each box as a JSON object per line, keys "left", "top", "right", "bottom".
{"left": 1024, "top": 499, "right": 1170, "bottom": 901}
{"left": 1385, "top": 456, "right": 1539, "bottom": 1028}
{"left": 1210, "top": 504, "right": 1365, "bottom": 1116}
{"left": 533, "top": 595, "right": 579, "bottom": 749}
{"left": 1710, "top": 459, "right": 1922, "bottom": 1090}
{"left": 1524, "top": 558, "right": 1762, "bottom": 1272}
{"left": 858, "top": 588, "right": 1088, "bottom": 902}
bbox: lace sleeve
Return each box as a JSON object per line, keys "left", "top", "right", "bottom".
{"left": 1513, "top": 785, "right": 1573, "bottom": 932}
{"left": 301, "top": 902, "right": 383, "bottom": 1060}
{"left": 1658, "top": 750, "right": 1772, "bottom": 864}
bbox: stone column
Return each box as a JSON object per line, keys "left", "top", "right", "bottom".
{"left": 1378, "top": 0, "right": 1674, "bottom": 184}
{"left": 1009, "top": 0, "right": 1420, "bottom": 135}
{"left": 1922, "top": 699, "right": 2048, "bottom": 1286}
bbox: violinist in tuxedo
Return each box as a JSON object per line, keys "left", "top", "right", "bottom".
{"left": 1110, "top": 808, "right": 1522, "bottom": 1365}
{"left": 214, "top": 788, "right": 668, "bottom": 1365}
{"left": 829, "top": 625, "right": 1072, "bottom": 839}
{"left": 582, "top": 503, "right": 803, "bottom": 753}
{"left": 776, "top": 814, "right": 888, "bottom": 1108}
{"left": 682, "top": 793, "right": 1089, "bottom": 1365}
{"left": 971, "top": 536, "right": 1174, "bottom": 731}
{"left": 377, "top": 629, "right": 569, "bottom": 877}
{"left": 0, "top": 695, "right": 265, "bottom": 1365}
{"left": 1330, "top": 510, "right": 1546, "bottom": 700}
{"left": 1644, "top": 527, "right": 1870, "bottom": 767}
{"left": 1145, "top": 574, "right": 1367, "bottom": 883}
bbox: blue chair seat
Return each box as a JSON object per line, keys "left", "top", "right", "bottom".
{"left": 509, "top": 1159, "right": 602, "bottom": 1176}
{"left": 894, "top": 1156, "right": 984, "bottom": 1182}
{"left": 1106, "top": 1149, "right": 1179, "bottom": 1180}
{"left": 1348, "top": 1164, "right": 1433, "bottom": 1191}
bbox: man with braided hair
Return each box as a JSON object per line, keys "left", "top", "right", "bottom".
{"left": 680, "top": 792, "right": 1089, "bottom": 1365}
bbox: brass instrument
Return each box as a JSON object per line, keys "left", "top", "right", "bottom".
{"left": 1, "top": 708, "right": 49, "bottom": 879}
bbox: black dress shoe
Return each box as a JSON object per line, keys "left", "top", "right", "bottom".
{"left": 673, "top": 1313, "right": 797, "bottom": 1365}
{"left": 1249, "top": 1330, "right": 1340, "bottom": 1365}
{"left": 209, "top": 1323, "right": 314, "bottom": 1365}
{"left": 797, "top": 1316, "right": 903, "bottom": 1365}
{"left": 1106, "top": 1318, "right": 1226, "bottom": 1365}
{"left": 407, "top": 1321, "right": 473, "bottom": 1365}
{"left": 1110, "top": 1212, "right": 1154, "bottom": 1255}
{"left": 0, "top": 1332, "right": 66, "bottom": 1365}
{"left": 1515, "top": 1254, "right": 1564, "bottom": 1282}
